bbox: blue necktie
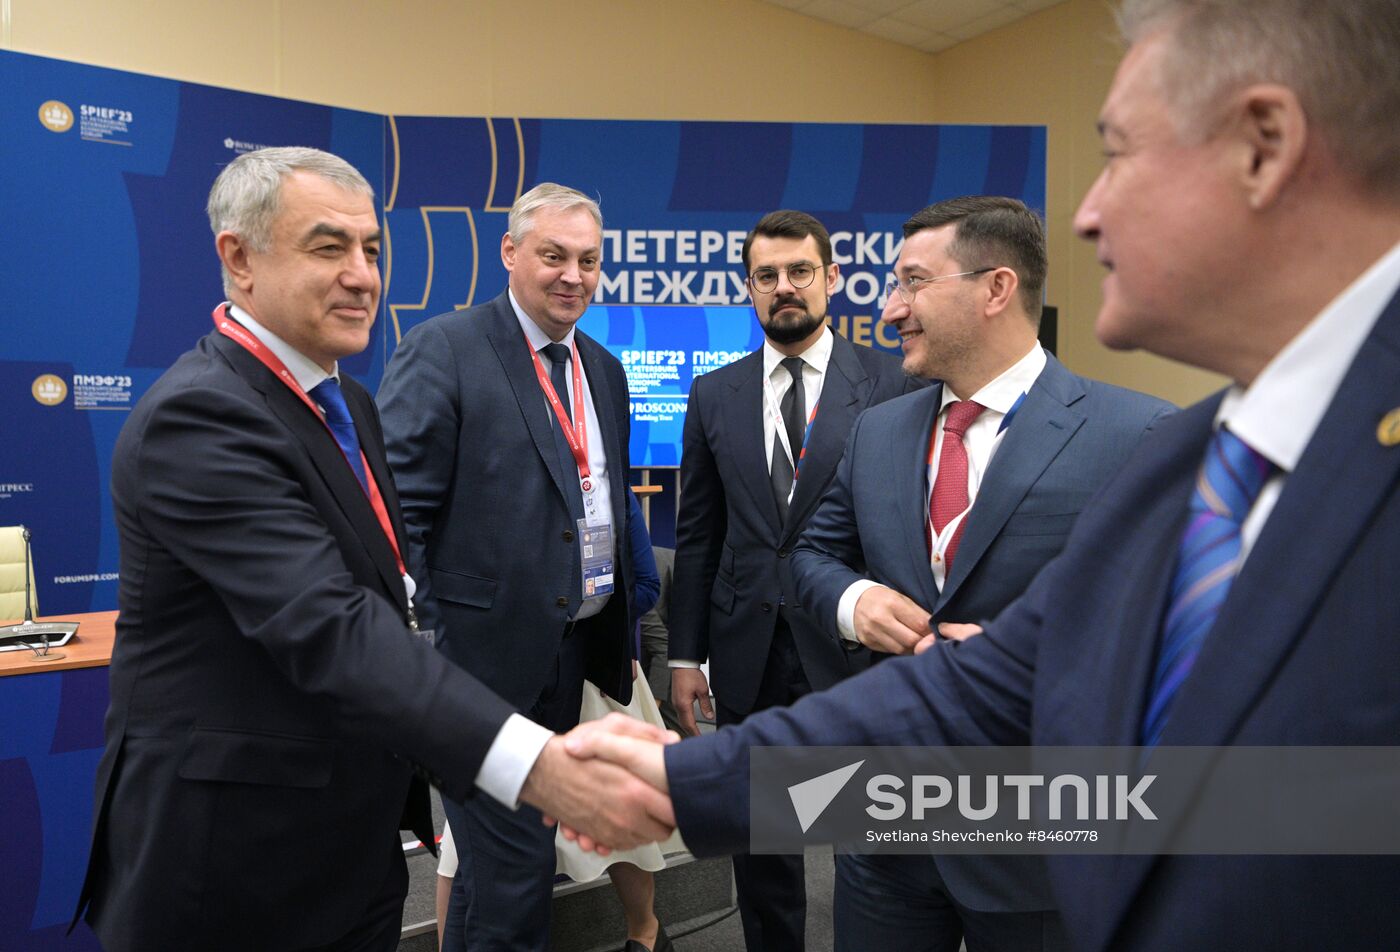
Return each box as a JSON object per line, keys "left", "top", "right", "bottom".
{"left": 309, "top": 377, "right": 368, "bottom": 493}
{"left": 1141, "top": 426, "right": 1274, "bottom": 746}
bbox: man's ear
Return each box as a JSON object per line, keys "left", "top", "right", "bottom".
{"left": 215, "top": 231, "right": 255, "bottom": 293}
{"left": 1232, "top": 83, "right": 1308, "bottom": 210}
{"left": 982, "top": 266, "right": 1020, "bottom": 319}
{"left": 501, "top": 231, "right": 517, "bottom": 272}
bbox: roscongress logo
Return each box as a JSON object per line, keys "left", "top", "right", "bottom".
{"left": 32, "top": 374, "right": 68, "bottom": 406}
{"left": 39, "top": 100, "right": 74, "bottom": 133}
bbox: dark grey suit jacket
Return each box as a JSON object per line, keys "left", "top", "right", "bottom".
{"left": 80, "top": 326, "right": 512, "bottom": 952}
{"left": 377, "top": 292, "right": 634, "bottom": 710}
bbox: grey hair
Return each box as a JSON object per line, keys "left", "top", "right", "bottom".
{"left": 1117, "top": 0, "right": 1400, "bottom": 200}
{"left": 207, "top": 146, "right": 375, "bottom": 294}
{"left": 507, "top": 182, "right": 603, "bottom": 244}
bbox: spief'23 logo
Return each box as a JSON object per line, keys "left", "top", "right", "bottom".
{"left": 39, "top": 100, "right": 74, "bottom": 133}
{"left": 32, "top": 374, "right": 68, "bottom": 406}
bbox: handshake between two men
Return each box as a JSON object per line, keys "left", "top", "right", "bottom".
{"left": 518, "top": 608, "right": 990, "bottom": 855}
{"left": 519, "top": 713, "right": 680, "bottom": 853}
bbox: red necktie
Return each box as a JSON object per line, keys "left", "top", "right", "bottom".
{"left": 929, "top": 400, "right": 986, "bottom": 570}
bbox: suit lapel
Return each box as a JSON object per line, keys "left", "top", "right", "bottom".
{"left": 782, "top": 335, "right": 870, "bottom": 542}
{"left": 211, "top": 333, "right": 406, "bottom": 606}
{"left": 482, "top": 296, "right": 579, "bottom": 511}
{"left": 342, "top": 385, "right": 411, "bottom": 611}
{"left": 726, "top": 354, "right": 784, "bottom": 537}
{"left": 938, "top": 356, "right": 1086, "bottom": 608}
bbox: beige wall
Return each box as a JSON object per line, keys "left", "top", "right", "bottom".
{"left": 3, "top": 0, "right": 1220, "bottom": 405}
{"left": 926, "top": 0, "right": 1224, "bottom": 404}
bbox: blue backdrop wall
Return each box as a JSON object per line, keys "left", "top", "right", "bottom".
{"left": 0, "top": 48, "right": 1044, "bottom": 617}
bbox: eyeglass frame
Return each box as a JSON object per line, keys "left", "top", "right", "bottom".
{"left": 884, "top": 267, "right": 997, "bottom": 304}
{"left": 746, "top": 261, "right": 825, "bottom": 293}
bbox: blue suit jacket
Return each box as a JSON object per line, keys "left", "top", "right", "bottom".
{"left": 789, "top": 353, "right": 1172, "bottom": 912}
{"left": 377, "top": 292, "right": 634, "bottom": 710}
{"left": 667, "top": 288, "right": 1400, "bottom": 950}
{"left": 669, "top": 331, "right": 919, "bottom": 715}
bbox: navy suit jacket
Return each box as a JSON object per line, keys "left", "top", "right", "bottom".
{"left": 667, "top": 288, "right": 1400, "bottom": 950}
{"left": 669, "top": 331, "right": 919, "bottom": 715}
{"left": 80, "top": 327, "right": 513, "bottom": 952}
{"left": 789, "top": 353, "right": 1172, "bottom": 911}
{"left": 377, "top": 292, "right": 634, "bottom": 710}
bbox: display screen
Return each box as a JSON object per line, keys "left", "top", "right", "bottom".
{"left": 577, "top": 304, "right": 765, "bottom": 467}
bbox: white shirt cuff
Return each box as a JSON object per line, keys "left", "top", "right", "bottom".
{"left": 837, "top": 579, "right": 883, "bottom": 642}
{"left": 474, "top": 712, "right": 553, "bottom": 809}
{"left": 668, "top": 659, "right": 702, "bottom": 669}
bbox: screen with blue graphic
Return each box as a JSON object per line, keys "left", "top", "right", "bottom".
{"left": 576, "top": 304, "right": 763, "bottom": 467}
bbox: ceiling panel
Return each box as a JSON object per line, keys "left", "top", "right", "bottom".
{"left": 761, "top": 0, "right": 1064, "bottom": 54}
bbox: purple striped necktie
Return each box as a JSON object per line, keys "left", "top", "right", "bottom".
{"left": 1141, "top": 426, "right": 1275, "bottom": 747}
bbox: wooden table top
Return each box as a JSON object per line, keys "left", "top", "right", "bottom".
{"left": 0, "top": 610, "right": 117, "bottom": 678}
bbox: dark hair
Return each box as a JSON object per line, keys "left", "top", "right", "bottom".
{"left": 903, "top": 196, "right": 1048, "bottom": 323}
{"left": 742, "top": 210, "right": 833, "bottom": 272}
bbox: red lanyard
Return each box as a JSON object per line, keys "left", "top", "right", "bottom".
{"left": 213, "top": 306, "right": 406, "bottom": 576}
{"left": 526, "top": 335, "right": 595, "bottom": 492}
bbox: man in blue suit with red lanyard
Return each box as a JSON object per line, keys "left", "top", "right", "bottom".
{"left": 378, "top": 183, "right": 639, "bottom": 952}
{"left": 565, "top": 0, "right": 1400, "bottom": 947}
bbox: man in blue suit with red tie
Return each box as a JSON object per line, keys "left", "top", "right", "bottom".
{"left": 566, "top": 0, "right": 1400, "bottom": 947}
{"left": 789, "top": 196, "right": 1171, "bottom": 951}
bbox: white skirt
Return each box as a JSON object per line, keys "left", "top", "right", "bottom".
{"left": 555, "top": 670, "right": 688, "bottom": 882}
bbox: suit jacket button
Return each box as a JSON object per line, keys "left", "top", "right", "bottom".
{"left": 556, "top": 596, "right": 569, "bottom": 608}
{"left": 777, "top": 548, "right": 789, "bottom": 558}
{"left": 761, "top": 602, "right": 772, "bottom": 612}
{"left": 563, "top": 530, "right": 575, "bottom": 542}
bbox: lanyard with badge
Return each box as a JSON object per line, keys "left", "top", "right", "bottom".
{"left": 212, "top": 305, "right": 427, "bottom": 637}
{"left": 762, "top": 369, "right": 819, "bottom": 503}
{"left": 526, "top": 335, "right": 615, "bottom": 600}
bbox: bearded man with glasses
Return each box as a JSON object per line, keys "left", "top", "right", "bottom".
{"left": 666, "top": 209, "right": 918, "bottom": 951}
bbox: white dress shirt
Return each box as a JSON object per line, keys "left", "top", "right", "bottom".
{"left": 227, "top": 302, "right": 335, "bottom": 394}
{"left": 669, "top": 327, "right": 835, "bottom": 671}
{"left": 1219, "top": 239, "right": 1400, "bottom": 563}
{"left": 762, "top": 326, "right": 834, "bottom": 473}
{"left": 837, "top": 344, "right": 1048, "bottom": 640}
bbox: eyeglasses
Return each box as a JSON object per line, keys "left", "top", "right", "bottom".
{"left": 884, "top": 267, "right": 996, "bottom": 304}
{"left": 748, "top": 262, "right": 821, "bottom": 293}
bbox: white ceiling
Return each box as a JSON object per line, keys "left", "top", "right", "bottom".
{"left": 760, "top": 0, "right": 1066, "bottom": 54}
